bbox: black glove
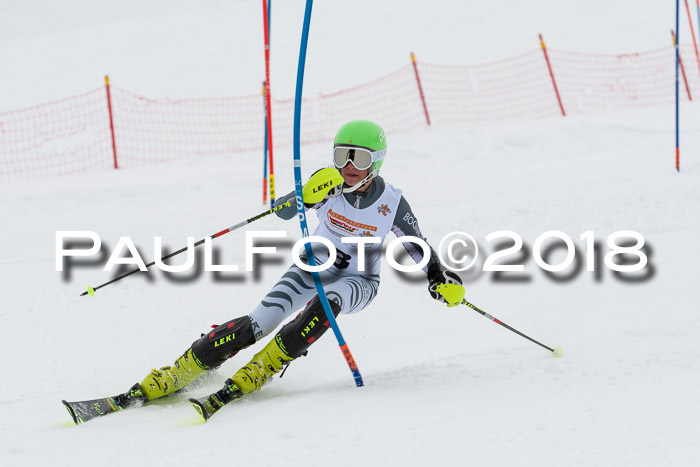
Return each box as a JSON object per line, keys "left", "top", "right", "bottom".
{"left": 427, "top": 263, "right": 463, "bottom": 304}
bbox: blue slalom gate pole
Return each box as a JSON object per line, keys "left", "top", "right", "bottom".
{"left": 292, "top": 0, "right": 364, "bottom": 387}
{"left": 676, "top": 0, "right": 680, "bottom": 172}
{"left": 697, "top": 0, "right": 700, "bottom": 68}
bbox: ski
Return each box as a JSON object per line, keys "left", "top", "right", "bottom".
{"left": 62, "top": 383, "right": 144, "bottom": 425}
{"left": 188, "top": 395, "right": 223, "bottom": 421}
{"left": 188, "top": 380, "right": 244, "bottom": 422}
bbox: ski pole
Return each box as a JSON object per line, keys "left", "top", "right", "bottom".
{"left": 435, "top": 284, "right": 561, "bottom": 355}
{"left": 460, "top": 299, "right": 560, "bottom": 355}
{"left": 79, "top": 200, "right": 291, "bottom": 297}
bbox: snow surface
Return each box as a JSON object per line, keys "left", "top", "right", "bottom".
{"left": 1, "top": 1, "right": 699, "bottom": 466}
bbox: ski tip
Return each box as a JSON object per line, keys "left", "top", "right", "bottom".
{"left": 188, "top": 398, "right": 209, "bottom": 422}
{"left": 62, "top": 400, "right": 81, "bottom": 425}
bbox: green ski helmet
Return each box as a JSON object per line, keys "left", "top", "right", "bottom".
{"left": 333, "top": 120, "right": 387, "bottom": 184}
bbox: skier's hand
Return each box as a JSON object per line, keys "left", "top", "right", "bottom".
{"left": 427, "top": 264, "right": 464, "bottom": 307}
{"left": 302, "top": 168, "right": 344, "bottom": 205}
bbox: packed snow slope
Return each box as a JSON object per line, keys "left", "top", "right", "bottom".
{"left": 2, "top": 105, "right": 699, "bottom": 466}
{"left": 1, "top": 1, "right": 699, "bottom": 467}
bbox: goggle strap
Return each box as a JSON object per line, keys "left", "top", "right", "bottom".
{"left": 341, "top": 168, "right": 376, "bottom": 193}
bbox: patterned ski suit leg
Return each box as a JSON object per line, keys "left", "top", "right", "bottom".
{"left": 248, "top": 264, "right": 379, "bottom": 341}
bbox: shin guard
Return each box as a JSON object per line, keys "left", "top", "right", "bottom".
{"left": 191, "top": 315, "right": 256, "bottom": 368}
{"left": 277, "top": 295, "right": 342, "bottom": 358}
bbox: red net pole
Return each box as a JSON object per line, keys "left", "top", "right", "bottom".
{"left": 262, "top": 80, "right": 268, "bottom": 205}
{"left": 538, "top": 34, "right": 566, "bottom": 116}
{"left": 104, "top": 75, "right": 119, "bottom": 169}
{"left": 672, "top": 30, "right": 693, "bottom": 100}
{"left": 262, "top": 0, "right": 275, "bottom": 206}
{"left": 410, "top": 52, "right": 431, "bottom": 126}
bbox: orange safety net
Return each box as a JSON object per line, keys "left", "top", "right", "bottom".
{"left": 1, "top": 44, "right": 697, "bottom": 181}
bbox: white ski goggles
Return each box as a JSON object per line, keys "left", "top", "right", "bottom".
{"left": 333, "top": 146, "right": 374, "bottom": 171}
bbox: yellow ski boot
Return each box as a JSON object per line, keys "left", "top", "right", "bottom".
{"left": 139, "top": 348, "right": 208, "bottom": 400}
{"left": 188, "top": 335, "right": 293, "bottom": 420}
{"left": 231, "top": 334, "right": 293, "bottom": 394}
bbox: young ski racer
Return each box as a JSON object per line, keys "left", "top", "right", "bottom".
{"left": 62, "top": 120, "right": 464, "bottom": 423}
